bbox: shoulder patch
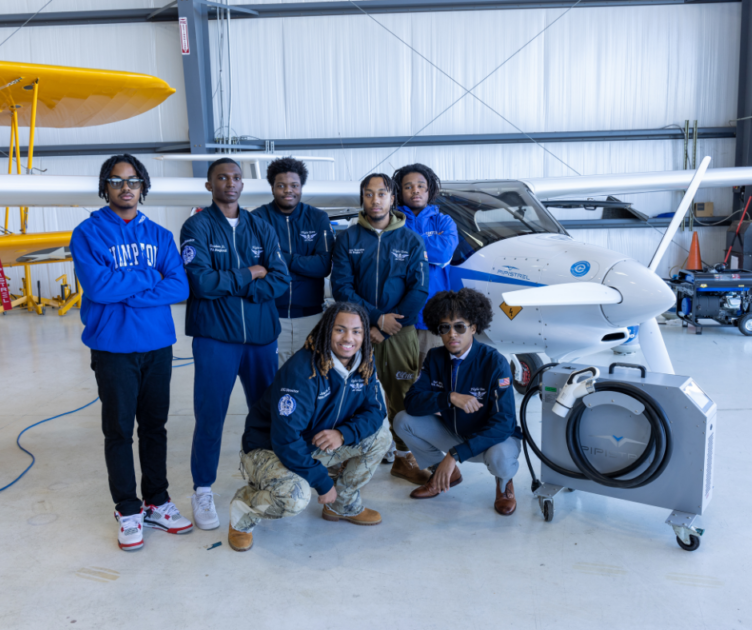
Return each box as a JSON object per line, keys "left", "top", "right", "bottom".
{"left": 499, "top": 377, "right": 510, "bottom": 388}
{"left": 181, "top": 245, "right": 196, "bottom": 265}
{"left": 278, "top": 394, "right": 297, "bottom": 416}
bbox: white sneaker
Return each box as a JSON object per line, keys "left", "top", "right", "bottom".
{"left": 191, "top": 491, "right": 220, "bottom": 530}
{"left": 115, "top": 509, "right": 144, "bottom": 551}
{"left": 144, "top": 501, "right": 193, "bottom": 534}
{"left": 382, "top": 440, "right": 396, "bottom": 464}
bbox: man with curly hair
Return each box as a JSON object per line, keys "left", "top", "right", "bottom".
{"left": 392, "top": 164, "right": 458, "bottom": 368}
{"left": 227, "top": 302, "right": 391, "bottom": 552}
{"left": 253, "top": 157, "right": 335, "bottom": 367}
{"left": 70, "top": 155, "right": 192, "bottom": 550}
{"left": 395, "top": 288, "right": 522, "bottom": 515}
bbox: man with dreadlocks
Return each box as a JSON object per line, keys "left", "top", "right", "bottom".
{"left": 392, "top": 163, "right": 458, "bottom": 370}
{"left": 227, "top": 302, "right": 391, "bottom": 551}
{"left": 70, "top": 155, "right": 193, "bottom": 551}
{"left": 395, "top": 288, "right": 521, "bottom": 515}
{"left": 331, "top": 173, "right": 431, "bottom": 486}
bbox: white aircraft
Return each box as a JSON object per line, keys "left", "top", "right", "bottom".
{"left": 4, "top": 155, "right": 752, "bottom": 390}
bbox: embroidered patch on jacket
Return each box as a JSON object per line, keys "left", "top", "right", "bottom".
{"left": 391, "top": 249, "right": 409, "bottom": 262}
{"left": 252, "top": 246, "right": 264, "bottom": 257}
{"left": 499, "top": 377, "right": 510, "bottom": 388}
{"left": 278, "top": 394, "right": 297, "bottom": 416}
{"left": 300, "top": 231, "right": 317, "bottom": 242}
{"left": 395, "top": 371, "right": 415, "bottom": 381}
{"left": 181, "top": 245, "right": 196, "bottom": 265}
{"left": 424, "top": 251, "right": 428, "bottom": 260}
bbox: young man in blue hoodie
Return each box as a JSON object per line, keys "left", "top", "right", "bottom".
{"left": 331, "top": 173, "right": 431, "bottom": 486}
{"left": 395, "top": 288, "right": 521, "bottom": 515}
{"left": 252, "top": 157, "right": 334, "bottom": 367}
{"left": 180, "top": 158, "right": 291, "bottom": 531}
{"left": 227, "top": 302, "right": 390, "bottom": 552}
{"left": 70, "top": 155, "right": 193, "bottom": 551}
{"left": 393, "top": 164, "right": 458, "bottom": 368}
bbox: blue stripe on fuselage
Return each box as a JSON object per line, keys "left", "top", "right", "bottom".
{"left": 448, "top": 267, "right": 545, "bottom": 291}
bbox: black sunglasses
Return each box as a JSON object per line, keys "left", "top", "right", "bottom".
{"left": 437, "top": 322, "right": 469, "bottom": 335}
{"left": 107, "top": 177, "right": 144, "bottom": 190}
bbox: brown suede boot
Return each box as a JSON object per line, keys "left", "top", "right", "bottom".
{"left": 410, "top": 466, "right": 463, "bottom": 499}
{"left": 390, "top": 453, "right": 432, "bottom": 485}
{"left": 494, "top": 478, "right": 517, "bottom": 516}
{"left": 228, "top": 524, "right": 254, "bottom": 551}
{"left": 322, "top": 506, "right": 382, "bottom": 525}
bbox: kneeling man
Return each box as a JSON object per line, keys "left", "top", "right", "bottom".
{"left": 228, "top": 302, "right": 391, "bottom": 551}
{"left": 395, "top": 288, "right": 522, "bottom": 515}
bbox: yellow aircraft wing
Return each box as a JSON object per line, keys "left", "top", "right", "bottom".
{"left": 0, "top": 61, "right": 175, "bottom": 128}
{"left": 0, "top": 232, "right": 72, "bottom": 267}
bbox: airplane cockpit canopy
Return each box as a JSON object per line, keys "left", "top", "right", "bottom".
{"left": 438, "top": 182, "right": 568, "bottom": 265}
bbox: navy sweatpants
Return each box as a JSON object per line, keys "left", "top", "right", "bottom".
{"left": 190, "top": 336, "right": 278, "bottom": 489}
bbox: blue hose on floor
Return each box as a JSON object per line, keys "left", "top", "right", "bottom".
{"left": 0, "top": 357, "right": 194, "bottom": 493}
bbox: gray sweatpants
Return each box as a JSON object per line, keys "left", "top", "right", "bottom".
{"left": 277, "top": 313, "right": 323, "bottom": 367}
{"left": 394, "top": 411, "right": 521, "bottom": 489}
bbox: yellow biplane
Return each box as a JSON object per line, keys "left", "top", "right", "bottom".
{"left": 0, "top": 60, "right": 175, "bottom": 315}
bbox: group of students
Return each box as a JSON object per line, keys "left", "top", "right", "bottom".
{"left": 69, "top": 154, "right": 522, "bottom": 552}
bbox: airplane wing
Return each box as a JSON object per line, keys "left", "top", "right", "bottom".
{"left": 155, "top": 154, "right": 335, "bottom": 163}
{"left": 0, "top": 232, "right": 72, "bottom": 267}
{"left": 0, "top": 61, "right": 175, "bottom": 128}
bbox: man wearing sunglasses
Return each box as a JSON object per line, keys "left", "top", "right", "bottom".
{"left": 70, "top": 154, "right": 192, "bottom": 551}
{"left": 394, "top": 288, "right": 521, "bottom": 515}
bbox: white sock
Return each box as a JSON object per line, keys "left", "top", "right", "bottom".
{"left": 395, "top": 450, "right": 410, "bottom": 458}
{"left": 196, "top": 486, "right": 212, "bottom": 495}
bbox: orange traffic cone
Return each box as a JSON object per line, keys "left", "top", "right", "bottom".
{"left": 687, "top": 231, "right": 702, "bottom": 271}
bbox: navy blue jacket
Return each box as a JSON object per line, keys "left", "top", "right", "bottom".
{"left": 242, "top": 348, "right": 385, "bottom": 494}
{"left": 399, "top": 204, "right": 459, "bottom": 331}
{"left": 180, "top": 203, "right": 290, "bottom": 345}
{"left": 252, "top": 202, "right": 334, "bottom": 318}
{"left": 330, "top": 211, "right": 429, "bottom": 333}
{"left": 70, "top": 206, "right": 189, "bottom": 354}
{"left": 404, "top": 340, "right": 520, "bottom": 462}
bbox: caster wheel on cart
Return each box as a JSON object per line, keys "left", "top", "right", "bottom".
{"left": 738, "top": 313, "right": 752, "bottom": 336}
{"left": 682, "top": 321, "right": 688, "bottom": 328}
{"left": 538, "top": 497, "right": 554, "bottom": 522}
{"left": 676, "top": 535, "right": 701, "bottom": 551}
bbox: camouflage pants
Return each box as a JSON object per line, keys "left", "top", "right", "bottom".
{"left": 230, "top": 421, "right": 391, "bottom": 532}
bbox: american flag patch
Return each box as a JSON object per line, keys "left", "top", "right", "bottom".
{"left": 424, "top": 251, "right": 428, "bottom": 260}
{"left": 499, "top": 378, "right": 510, "bottom": 387}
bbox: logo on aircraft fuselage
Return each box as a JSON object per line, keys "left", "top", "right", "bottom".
{"left": 495, "top": 265, "right": 530, "bottom": 282}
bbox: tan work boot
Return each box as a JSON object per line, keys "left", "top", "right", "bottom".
{"left": 410, "top": 466, "right": 463, "bottom": 499}
{"left": 322, "top": 505, "right": 382, "bottom": 526}
{"left": 494, "top": 478, "right": 517, "bottom": 516}
{"left": 228, "top": 524, "right": 254, "bottom": 551}
{"left": 390, "top": 453, "right": 432, "bottom": 485}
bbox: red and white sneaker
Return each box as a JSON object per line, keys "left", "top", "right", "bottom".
{"left": 115, "top": 509, "right": 145, "bottom": 551}
{"left": 144, "top": 501, "right": 193, "bottom": 534}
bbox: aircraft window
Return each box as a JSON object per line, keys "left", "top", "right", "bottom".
{"left": 436, "top": 188, "right": 566, "bottom": 265}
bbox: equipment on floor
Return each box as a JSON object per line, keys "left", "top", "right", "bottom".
{"left": 668, "top": 267, "right": 752, "bottom": 334}
{"left": 520, "top": 362, "right": 715, "bottom": 551}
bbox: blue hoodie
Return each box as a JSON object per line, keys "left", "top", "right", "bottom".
{"left": 330, "top": 211, "right": 429, "bottom": 334}
{"left": 251, "top": 202, "right": 334, "bottom": 318}
{"left": 180, "top": 203, "right": 291, "bottom": 346}
{"left": 242, "top": 347, "right": 385, "bottom": 494}
{"left": 70, "top": 206, "right": 189, "bottom": 354}
{"left": 404, "top": 340, "right": 520, "bottom": 462}
{"left": 399, "top": 204, "right": 459, "bottom": 331}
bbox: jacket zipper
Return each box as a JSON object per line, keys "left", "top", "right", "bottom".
{"left": 452, "top": 361, "right": 460, "bottom": 436}
{"left": 286, "top": 217, "right": 293, "bottom": 318}
{"left": 333, "top": 373, "right": 350, "bottom": 429}
{"left": 374, "top": 233, "right": 382, "bottom": 306}
{"left": 233, "top": 226, "right": 247, "bottom": 344}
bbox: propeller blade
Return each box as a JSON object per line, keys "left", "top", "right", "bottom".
{"left": 648, "top": 156, "right": 711, "bottom": 273}
{"left": 502, "top": 283, "right": 622, "bottom": 307}
{"left": 638, "top": 318, "right": 674, "bottom": 374}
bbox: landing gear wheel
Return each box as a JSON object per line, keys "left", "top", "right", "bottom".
{"left": 538, "top": 497, "right": 554, "bottom": 522}
{"left": 676, "top": 535, "right": 700, "bottom": 551}
{"left": 511, "top": 353, "right": 544, "bottom": 395}
{"left": 738, "top": 313, "right": 752, "bottom": 336}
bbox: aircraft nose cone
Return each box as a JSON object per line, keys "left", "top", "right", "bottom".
{"left": 601, "top": 260, "right": 675, "bottom": 326}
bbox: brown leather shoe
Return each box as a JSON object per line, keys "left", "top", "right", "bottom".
{"left": 228, "top": 524, "right": 254, "bottom": 551}
{"left": 409, "top": 466, "right": 463, "bottom": 499}
{"left": 494, "top": 478, "right": 517, "bottom": 516}
{"left": 390, "top": 453, "right": 432, "bottom": 485}
{"left": 322, "top": 505, "right": 382, "bottom": 526}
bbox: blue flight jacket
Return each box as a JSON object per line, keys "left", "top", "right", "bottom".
{"left": 330, "top": 211, "right": 429, "bottom": 335}
{"left": 70, "top": 206, "right": 189, "bottom": 354}
{"left": 242, "top": 348, "right": 385, "bottom": 494}
{"left": 180, "top": 203, "right": 291, "bottom": 346}
{"left": 399, "top": 204, "right": 459, "bottom": 331}
{"left": 404, "top": 340, "right": 521, "bottom": 462}
{"left": 251, "top": 202, "right": 335, "bottom": 318}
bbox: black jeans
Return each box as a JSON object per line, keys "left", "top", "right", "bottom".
{"left": 91, "top": 346, "right": 173, "bottom": 516}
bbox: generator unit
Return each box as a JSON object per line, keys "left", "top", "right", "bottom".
{"left": 522, "top": 363, "right": 716, "bottom": 551}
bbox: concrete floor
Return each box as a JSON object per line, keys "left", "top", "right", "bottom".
{"left": 0, "top": 305, "right": 748, "bottom": 630}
